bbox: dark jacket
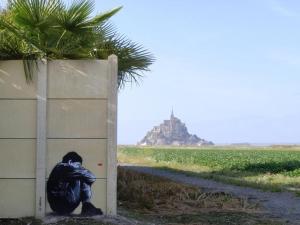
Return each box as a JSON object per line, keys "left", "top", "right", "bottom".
{"left": 47, "top": 162, "right": 96, "bottom": 214}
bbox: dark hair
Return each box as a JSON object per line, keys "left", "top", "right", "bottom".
{"left": 62, "top": 151, "right": 82, "bottom": 164}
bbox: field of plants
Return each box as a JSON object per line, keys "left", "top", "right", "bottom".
{"left": 118, "top": 146, "right": 300, "bottom": 193}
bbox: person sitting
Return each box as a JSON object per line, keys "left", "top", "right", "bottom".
{"left": 47, "top": 151, "right": 102, "bottom": 216}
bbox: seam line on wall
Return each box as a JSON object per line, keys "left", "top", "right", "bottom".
{"left": 0, "top": 138, "right": 36, "bottom": 139}
{"left": 0, "top": 98, "right": 37, "bottom": 100}
{"left": 0, "top": 178, "right": 36, "bottom": 179}
{"left": 48, "top": 98, "right": 108, "bottom": 100}
{"left": 47, "top": 138, "right": 107, "bottom": 139}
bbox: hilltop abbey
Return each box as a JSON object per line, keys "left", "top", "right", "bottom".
{"left": 138, "top": 110, "right": 214, "bottom": 146}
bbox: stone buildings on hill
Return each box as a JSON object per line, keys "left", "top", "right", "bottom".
{"left": 138, "top": 111, "right": 214, "bottom": 146}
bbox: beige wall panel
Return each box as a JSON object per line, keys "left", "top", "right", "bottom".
{"left": 0, "top": 60, "right": 37, "bottom": 99}
{"left": 47, "top": 139, "right": 107, "bottom": 178}
{"left": 48, "top": 60, "right": 108, "bottom": 98}
{"left": 46, "top": 179, "right": 107, "bottom": 215}
{"left": 0, "top": 100, "right": 36, "bottom": 138}
{"left": 0, "top": 179, "right": 35, "bottom": 217}
{"left": 47, "top": 100, "right": 107, "bottom": 138}
{"left": 0, "top": 139, "right": 35, "bottom": 178}
{"left": 84, "top": 179, "right": 107, "bottom": 214}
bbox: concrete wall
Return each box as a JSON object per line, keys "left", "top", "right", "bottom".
{"left": 0, "top": 61, "right": 37, "bottom": 217}
{"left": 0, "top": 57, "right": 118, "bottom": 218}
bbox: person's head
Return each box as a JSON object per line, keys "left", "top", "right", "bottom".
{"left": 62, "top": 151, "right": 82, "bottom": 164}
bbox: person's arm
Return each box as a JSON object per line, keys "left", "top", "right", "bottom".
{"left": 65, "top": 164, "right": 96, "bottom": 184}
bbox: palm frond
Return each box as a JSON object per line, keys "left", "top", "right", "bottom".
{"left": 0, "top": 16, "right": 43, "bottom": 53}
{"left": 23, "top": 57, "right": 38, "bottom": 82}
{"left": 0, "top": 0, "right": 154, "bottom": 88}
{"left": 85, "top": 6, "right": 122, "bottom": 28}
{"left": 55, "top": 1, "right": 121, "bottom": 32}
{"left": 55, "top": 0, "right": 93, "bottom": 32}
{"left": 96, "top": 22, "right": 117, "bottom": 39}
{"left": 0, "top": 30, "right": 24, "bottom": 59}
{"left": 93, "top": 30, "right": 154, "bottom": 88}
{"left": 10, "top": 0, "right": 61, "bottom": 31}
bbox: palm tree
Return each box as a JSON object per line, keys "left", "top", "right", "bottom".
{"left": 0, "top": 0, "right": 154, "bottom": 88}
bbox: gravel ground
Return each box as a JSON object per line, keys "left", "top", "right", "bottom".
{"left": 120, "top": 164, "right": 300, "bottom": 225}
{"left": 42, "top": 215, "right": 140, "bottom": 225}
{"left": 0, "top": 216, "right": 141, "bottom": 225}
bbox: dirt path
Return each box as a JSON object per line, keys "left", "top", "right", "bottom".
{"left": 120, "top": 164, "right": 300, "bottom": 225}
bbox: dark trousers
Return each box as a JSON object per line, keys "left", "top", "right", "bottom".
{"left": 48, "top": 181, "right": 92, "bottom": 214}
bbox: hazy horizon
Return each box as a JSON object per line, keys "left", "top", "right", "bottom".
{"left": 2, "top": 0, "right": 299, "bottom": 145}
{"left": 97, "top": 0, "right": 300, "bottom": 145}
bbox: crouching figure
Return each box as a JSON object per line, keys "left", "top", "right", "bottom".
{"left": 47, "top": 151, "right": 103, "bottom": 216}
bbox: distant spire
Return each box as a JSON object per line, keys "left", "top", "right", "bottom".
{"left": 171, "top": 107, "right": 174, "bottom": 120}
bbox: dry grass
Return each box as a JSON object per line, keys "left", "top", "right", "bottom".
{"left": 117, "top": 167, "right": 284, "bottom": 225}
{"left": 118, "top": 167, "right": 258, "bottom": 214}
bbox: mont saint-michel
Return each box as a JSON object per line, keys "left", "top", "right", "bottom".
{"left": 138, "top": 111, "right": 214, "bottom": 146}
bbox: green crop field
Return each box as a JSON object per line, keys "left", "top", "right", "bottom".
{"left": 118, "top": 146, "right": 300, "bottom": 194}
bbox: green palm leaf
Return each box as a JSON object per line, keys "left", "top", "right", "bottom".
{"left": 94, "top": 25, "right": 154, "bottom": 88}
{"left": 0, "top": 16, "right": 43, "bottom": 53}
{"left": 10, "top": 0, "right": 61, "bottom": 31}
{"left": 84, "top": 6, "right": 122, "bottom": 28}
{"left": 0, "top": 0, "right": 154, "bottom": 88}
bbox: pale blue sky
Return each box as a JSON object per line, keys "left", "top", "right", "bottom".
{"left": 2, "top": 0, "right": 299, "bottom": 144}
{"left": 95, "top": 0, "right": 300, "bottom": 145}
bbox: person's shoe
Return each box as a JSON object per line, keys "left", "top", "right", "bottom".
{"left": 81, "top": 202, "right": 103, "bottom": 216}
